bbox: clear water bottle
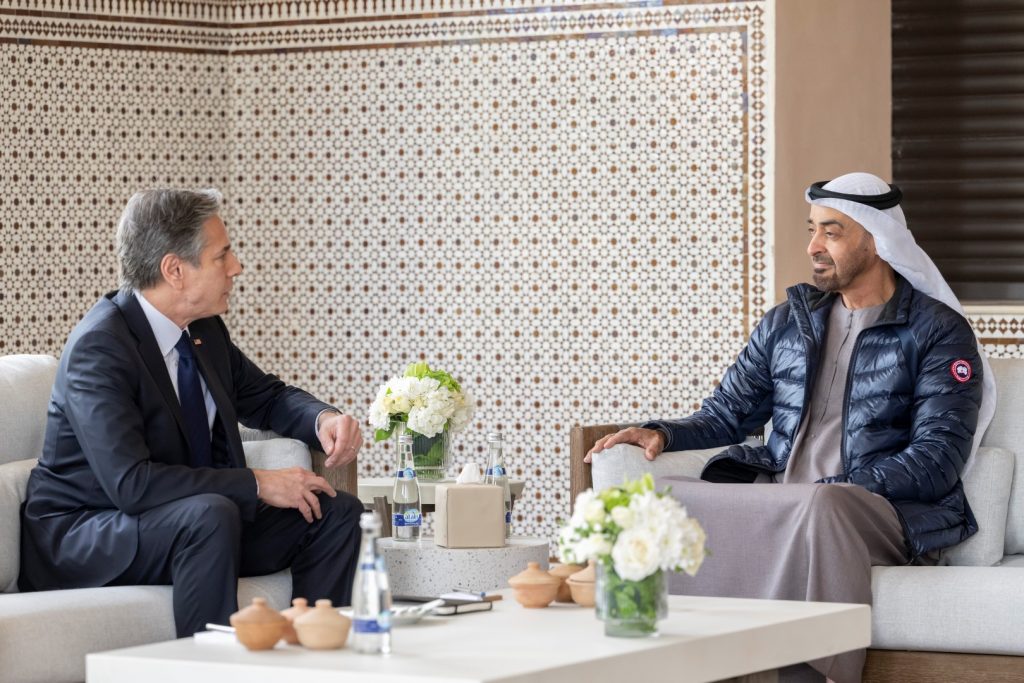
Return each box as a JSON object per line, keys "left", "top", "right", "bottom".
{"left": 483, "top": 432, "right": 512, "bottom": 540}
{"left": 392, "top": 434, "right": 422, "bottom": 542}
{"left": 351, "top": 511, "right": 392, "bottom": 654}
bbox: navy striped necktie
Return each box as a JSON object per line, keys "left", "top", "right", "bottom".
{"left": 175, "top": 331, "right": 212, "bottom": 468}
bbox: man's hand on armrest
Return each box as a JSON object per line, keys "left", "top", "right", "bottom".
{"left": 252, "top": 467, "right": 337, "bottom": 523}
{"left": 585, "top": 427, "right": 666, "bottom": 463}
{"left": 316, "top": 411, "right": 363, "bottom": 468}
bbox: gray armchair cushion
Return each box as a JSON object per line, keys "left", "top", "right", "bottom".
{"left": 979, "top": 358, "right": 1024, "bottom": 554}
{"left": 940, "top": 446, "right": 1014, "bottom": 567}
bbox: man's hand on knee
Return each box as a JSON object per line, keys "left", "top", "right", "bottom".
{"left": 584, "top": 427, "right": 666, "bottom": 463}
{"left": 252, "top": 467, "right": 337, "bottom": 523}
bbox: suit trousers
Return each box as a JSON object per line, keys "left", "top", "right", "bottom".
{"left": 108, "top": 490, "right": 364, "bottom": 637}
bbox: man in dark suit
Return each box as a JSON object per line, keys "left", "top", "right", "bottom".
{"left": 20, "top": 188, "right": 365, "bottom": 637}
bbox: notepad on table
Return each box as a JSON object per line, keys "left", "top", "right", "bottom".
{"left": 394, "top": 594, "right": 496, "bottom": 616}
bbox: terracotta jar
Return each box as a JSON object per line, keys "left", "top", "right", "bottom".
{"left": 508, "top": 561, "right": 560, "bottom": 608}
{"left": 280, "top": 597, "right": 311, "bottom": 645}
{"left": 294, "top": 599, "right": 351, "bottom": 650}
{"left": 229, "top": 597, "right": 286, "bottom": 650}
{"left": 549, "top": 563, "right": 585, "bottom": 603}
{"left": 566, "top": 560, "right": 597, "bottom": 607}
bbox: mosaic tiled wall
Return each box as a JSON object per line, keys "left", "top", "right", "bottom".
{"left": 1, "top": 0, "right": 770, "bottom": 543}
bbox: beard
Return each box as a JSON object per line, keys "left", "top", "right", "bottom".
{"left": 812, "top": 258, "right": 843, "bottom": 291}
{"left": 812, "top": 244, "right": 875, "bottom": 292}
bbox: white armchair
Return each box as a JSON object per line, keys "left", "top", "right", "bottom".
{"left": 0, "top": 354, "right": 352, "bottom": 683}
{"left": 570, "top": 357, "right": 1024, "bottom": 682}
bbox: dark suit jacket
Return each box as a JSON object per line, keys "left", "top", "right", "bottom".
{"left": 20, "top": 290, "right": 331, "bottom": 590}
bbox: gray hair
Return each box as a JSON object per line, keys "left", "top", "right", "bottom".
{"left": 116, "top": 188, "right": 223, "bottom": 293}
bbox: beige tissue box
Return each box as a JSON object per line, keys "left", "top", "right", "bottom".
{"left": 434, "top": 483, "right": 506, "bottom": 548}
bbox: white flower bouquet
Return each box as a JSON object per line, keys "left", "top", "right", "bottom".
{"left": 558, "top": 474, "right": 706, "bottom": 635}
{"left": 368, "top": 362, "right": 474, "bottom": 477}
{"left": 559, "top": 474, "right": 706, "bottom": 581}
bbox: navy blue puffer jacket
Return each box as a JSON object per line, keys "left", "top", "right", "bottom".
{"left": 649, "top": 276, "right": 983, "bottom": 558}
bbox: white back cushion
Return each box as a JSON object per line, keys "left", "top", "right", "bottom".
{"left": 941, "top": 446, "right": 1013, "bottom": 566}
{"left": 0, "top": 459, "right": 36, "bottom": 592}
{"left": 0, "top": 355, "right": 58, "bottom": 466}
{"left": 979, "top": 358, "right": 1024, "bottom": 554}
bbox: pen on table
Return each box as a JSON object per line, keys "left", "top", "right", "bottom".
{"left": 443, "top": 589, "right": 502, "bottom": 602}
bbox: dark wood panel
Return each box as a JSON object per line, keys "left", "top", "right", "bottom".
{"left": 921, "top": 240, "right": 1024, "bottom": 258}
{"left": 895, "top": 93, "right": 1024, "bottom": 117}
{"left": 900, "top": 179, "right": 1024, "bottom": 200}
{"left": 896, "top": 0, "right": 1024, "bottom": 10}
{"left": 946, "top": 280, "right": 1024, "bottom": 300}
{"left": 897, "top": 156, "right": 1024, "bottom": 179}
{"left": 894, "top": 139, "right": 1024, "bottom": 159}
{"left": 903, "top": 198, "right": 1024, "bottom": 218}
{"left": 933, "top": 257, "right": 1024, "bottom": 280}
{"left": 893, "top": 114, "right": 1024, "bottom": 137}
{"left": 906, "top": 217, "right": 1024, "bottom": 241}
{"left": 892, "top": 0, "right": 1024, "bottom": 302}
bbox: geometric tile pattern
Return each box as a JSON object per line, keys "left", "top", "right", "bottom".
{"left": 969, "top": 307, "right": 1024, "bottom": 358}
{"left": 0, "top": 0, "right": 780, "bottom": 546}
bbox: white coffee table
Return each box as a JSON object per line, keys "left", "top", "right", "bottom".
{"left": 87, "top": 591, "right": 870, "bottom": 683}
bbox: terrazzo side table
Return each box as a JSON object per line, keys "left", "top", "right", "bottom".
{"left": 379, "top": 537, "right": 549, "bottom": 596}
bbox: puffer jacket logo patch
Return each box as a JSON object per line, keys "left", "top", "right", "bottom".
{"left": 951, "top": 359, "right": 973, "bottom": 383}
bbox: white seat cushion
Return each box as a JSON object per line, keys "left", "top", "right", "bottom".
{"left": 871, "top": 565, "right": 1024, "bottom": 655}
{"left": 998, "top": 554, "right": 1024, "bottom": 567}
{"left": 0, "top": 572, "right": 291, "bottom": 683}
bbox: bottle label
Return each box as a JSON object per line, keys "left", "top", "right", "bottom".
{"left": 393, "top": 509, "right": 422, "bottom": 527}
{"left": 486, "top": 466, "right": 505, "bottom": 476}
{"left": 505, "top": 511, "right": 512, "bottom": 524}
{"left": 353, "top": 615, "right": 391, "bottom": 634}
{"left": 397, "top": 467, "right": 416, "bottom": 479}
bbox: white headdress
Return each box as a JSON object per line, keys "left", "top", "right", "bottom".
{"left": 805, "top": 172, "right": 995, "bottom": 458}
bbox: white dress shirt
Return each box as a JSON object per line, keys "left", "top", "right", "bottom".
{"left": 135, "top": 291, "right": 217, "bottom": 434}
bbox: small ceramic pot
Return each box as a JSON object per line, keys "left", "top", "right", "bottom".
{"left": 229, "top": 597, "right": 286, "bottom": 651}
{"left": 549, "top": 563, "right": 585, "bottom": 603}
{"left": 508, "top": 561, "right": 560, "bottom": 608}
{"left": 566, "top": 560, "right": 597, "bottom": 607}
{"left": 294, "top": 599, "right": 351, "bottom": 650}
{"left": 280, "top": 597, "right": 311, "bottom": 645}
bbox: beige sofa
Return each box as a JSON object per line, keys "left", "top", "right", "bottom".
{"left": 0, "top": 354, "right": 355, "bottom": 683}
{"left": 570, "top": 357, "right": 1024, "bottom": 682}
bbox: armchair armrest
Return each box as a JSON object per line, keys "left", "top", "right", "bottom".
{"left": 239, "top": 426, "right": 357, "bottom": 497}
{"left": 569, "top": 423, "right": 629, "bottom": 510}
{"left": 569, "top": 422, "right": 764, "bottom": 510}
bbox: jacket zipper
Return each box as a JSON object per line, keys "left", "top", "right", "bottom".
{"left": 840, "top": 318, "right": 901, "bottom": 480}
